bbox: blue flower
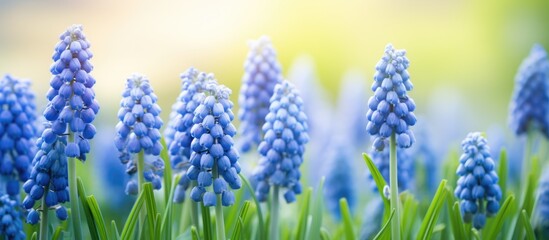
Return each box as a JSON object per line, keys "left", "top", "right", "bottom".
{"left": 359, "top": 198, "right": 384, "bottom": 240}
{"left": 323, "top": 139, "right": 356, "bottom": 221}
{"left": 186, "top": 81, "right": 240, "bottom": 207}
{"left": 368, "top": 146, "right": 414, "bottom": 192}
{"left": 0, "top": 75, "right": 37, "bottom": 198}
{"left": 238, "top": 36, "right": 283, "bottom": 153}
{"left": 509, "top": 44, "right": 549, "bottom": 138}
{"left": 114, "top": 74, "right": 164, "bottom": 194}
{"left": 454, "top": 132, "right": 502, "bottom": 229}
{"left": 252, "top": 80, "right": 309, "bottom": 203}
{"left": 44, "top": 24, "right": 99, "bottom": 162}
{"left": 0, "top": 194, "right": 25, "bottom": 239}
{"left": 166, "top": 68, "right": 217, "bottom": 203}
{"left": 367, "top": 44, "right": 416, "bottom": 151}
{"left": 534, "top": 167, "right": 549, "bottom": 236}
{"left": 335, "top": 71, "right": 369, "bottom": 148}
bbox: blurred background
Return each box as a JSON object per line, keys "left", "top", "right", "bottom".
{"left": 1, "top": 0, "right": 548, "bottom": 228}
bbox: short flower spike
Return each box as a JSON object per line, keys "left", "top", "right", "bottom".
{"left": 0, "top": 194, "right": 25, "bottom": 239}
{"left": 367, "top": 44, "right": 416, "bottom": 151}
{"left": 368, "top": 147, "right": 414, "bottom": 192}
{"left": 455, "top": 132, "right": 501, "bottom": 229}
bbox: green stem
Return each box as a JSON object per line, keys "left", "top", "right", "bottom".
{"left": 137, "top": 151, "right": 145, "bottom": 238}
{"left": 270, "top": 186, "right": 280, "bottom": 240}
{"left": 522, "top": 126, "right": 535, "bottom": 182}
{"left": 39, "top": 186, "right": 49, "bottom": 240}
{"left": 213, "top": 166, "right": 226, "bottom": 240}
{"left": 68, "top": 133, "right": 83, "bottom": 240}
{"left": 389, "top": 133, "right": 401, "bottom": 240}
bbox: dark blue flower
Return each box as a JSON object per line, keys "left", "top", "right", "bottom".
{"left": 323, "top": 139, "right": 356, "bottom": 221}
{"left": 534, "top": 167, "right": 549, "bottom": 237}
{"left": 252, "top": 80, "right": 309, "bottom": 203}
{"left": 0, "top": 75, "right": 37, "bottom": 198}
{"left": 454, "top": 132, "right": 501, "bottom": 229}
{"left": 367, "top": 44, "right": 416, "bottom": 151}
{"left": 166, "top": 68, "right": 217, "bottom": 203}
{"left": 238, "top": 36, "right": 283, "bottom": 153}
{"left": 0, "top": 194, "right": 25, "bottom": 239}
{"left": 187, "top": 81, "right": 241, "bottom": 207}
{"left": 368, "top": 146, "right": 414, "bottom": 193}
{"left": 115, "top": 74, "right": 164, "bottom": 194}
{"left": 509, "top": 44, "right": 549, "bottom": 138}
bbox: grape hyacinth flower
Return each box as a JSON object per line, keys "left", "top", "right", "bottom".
{"left": 534, "top": 167, "right": 549, "bottom": 238}
{"left": 367, "top": 44, "right": 416, "bottom": 151}
{"left": 186, "top": 81, "right": 240, "bottom": 207}
{"left": 368, "top": 147, "right": 414, "bottom": 192}
{"left": 509, "top": 44, "right": 549, "bottom": 138}
{"left": 115, "top": 74, "right": 164, "bottom": 195}
{"left": 238, "top": 36, "right": 283, "bottom": 153}
{"left": 0, "top": 194, "right": 25, "bottom": 239}
{"left": 335, "top": 70, "right": 369, "bottom": 148}
{"left": 252, "top": 80, "right": 308, "bottom": 240}
{"left": 166, "top": 68, "right": 216, "bottom": 203}
{"left": 0, "top": 75, "right": 37, "bottom": 198}
{"left": 455, "top": 132, "right": 502, "bottom": 229}
{"left": 323, "top": 139, "right": 356, "bottom": 220}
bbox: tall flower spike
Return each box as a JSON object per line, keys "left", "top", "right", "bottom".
{"left": 368, "top": 147, "right": 413, "bottom": 192}
{"left": 238, "top": 36, "right": 283, "bottom": 153}
{"left": 0, "top": 194, "right": 25, "bottom": 239}
{"left": 323, "top": 139, "right": 356, "bottom": 220}
{"left": 367, "top": 44, "right": 416, "bottom": 151}
{"left": 167, "top": 68, "right": 217, "bottom": 203}
{"left": 455, "top": 132, "right": 502, "bottom": 229}
{"left": 509, "top": 44, "right": 549, "bottom": 138}
{"left": 115, "top": 74, "right": 164, "bottom": 194}
{"left": 187, "top": 81, "right": 241, "bottom": 207}
{"left": 336, "top": 71, "right": 369, "bottom": 148}
{"left": 534, "top": 167, "right": 549, "bottom": 237}
{"left": 0, "top": 75, "right": 37, "bottom": 198}
{"left": 252, "top": 80, "right": 309, "bottom": 203}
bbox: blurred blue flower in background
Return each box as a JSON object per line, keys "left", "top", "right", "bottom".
{"left": 238, "top": 36, "right": 283, "bottom": 153}
{"left": 368, "top": 147, "right": 414, "bottom": 192}
{"left": 534, "top": 167, "right": 549, "bottom": 238}
{"left": 335, "top": 70, "right": 369, "bottom": 150}
{"left": 323, "top": 137, "right": 356, "bottom": 221}
{"left": 0, "top": 193, "right": 25, "bottom": 239}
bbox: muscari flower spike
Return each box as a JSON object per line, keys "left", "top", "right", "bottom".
{"left": 454, "top": 132, "right": 502, "bottom": 229}
{"left": 0, "top": 194, "right": 26, "bottom": 239}
{"left": 368, "top": 147, "right": 414, "bottom": 193}
{"left": 0, "top": 75, "right": 37, "bottom": 198}
{"left": 323, "top": 139, "right": 356, "bottom": 220}
{"left": 114, "top": 74, "right": 164, "bottom": 194}
{"left": 187, "top": 82, "right": 241, "bottom": 207}
{"left": 166, "top": 68, "right": 217, "bottom": 203}
{"left": 252, "top": 80, "right": 309, "bottom": 203}
{"left": 23, "top": 24, "right": 99, "bottom": 223}
{"left": 534, "top": 167, "right": 549, "bottom": 237}
{"left": 367, "top": 44, "right": 416, "bottom": 151}
{"left": 509, "top": 44, "right": 549, "bottom": 138}
{"left": 238, "top": 36, "right": 283, "bottom": 153}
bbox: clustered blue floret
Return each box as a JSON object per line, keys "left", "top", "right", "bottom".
{"left": 186, "top": 81, "right": 241, "bottom": 207}
{"left": 454, "top": 132, "right": 501, "bottom": 229}
{"left": 23, "top": 25, "right": 98, "bottom": 224}
{"left": 367, "top": 44, "right": 416, "bottom": 151}
{"left": 0, "top": 75, "right": 37, "bottom": 198}
{"left": 0, "top": 194, "right": 25, "bottom": 239}
{"left": 509, "top": 44, "right": 549, "bottom": 138}
{"left": 323, "top": 140, "right": 356, "bottom": 220}
{"left": 238, "top": 36, "right": 283, "bottom": 153}
{"left": 368, "top": 147, "right": 413, "bottom": 192}
{"left": 167, "top": 68, "right": 216, "bottom": 203}
{"left": 535, "top": 168, "right": 549, "bottom": 236}
{"left": 115, "top": 74, "right": 164, "bottom": 194}
{"left": 252, "top": 81, "right": 309, "bottom": 203}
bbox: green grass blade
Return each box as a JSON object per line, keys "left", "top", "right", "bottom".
{"left": 230, "top": 201, "right": 251, "bottom": 240}
{"left": 201, "top": 203, "right": 213, "bottom": 240}
{"left": 445, "top": 186, "right": 467, "bottom": 240}
{"left": 484, "top": 194, "right": 515, "bottom": 240}
{"left": 121, "top": 190, "right": 145, "bottom": 240}
{"left": 400, "top": 192, "right": 418, "bottom": 239}
{"left": 86, "top": 195, "right": 109, "bottom": 240}
{"left": 76, "top": 177, "right": 99, "bottom": 240}
{"left": 226, "top": 185, "right": 244, "bottom": 235}
{"left": 374, "top": 208, "right": 395, "bottom": 240}
{"left": 339, "top": 198, "right": 355, "bottom": 240}
{"left": 296, "top": 187, "right": 312, "bottom": 240}
{"left": 154, "top": 213, "right": 162, "bottom": 239}
{"left": 143, "top": 183, "right": 158, "bottom": 240}
{"left": 161, "top": 138, "right": 173, "bottom": 206}
{"left": 52, "top": 226, "right": 63, "bottom": 240}
{"left": 521, "top": 209, "right": 535, "bottom": 240}
{"left": 239, "top": 173, "right": 265, "bottom": 239}
{"left": 320, "top": 228, "right": 331, "bottom": 240}
{"left": 191, "top": 226, "right": 200, "bottom": 240}
{"left": 31, "top": 232, "right": 37, "bottom": 240}
{"left": 416, "top": 179, "right": 448, "bottom": 240}
{"left": 161, "top": 175, "right": 179, "bottom": 240}
{"left": 498, "top": 149, "right": 507, "bottom": 200}
{"left": 306, "top": 177, "right": 325, "bottom": 240}
{"left": 110, "top": 220, "right": 120, "bottom": 240}
{"left": 363, "top": 153, "right": 391, "bottom": 221}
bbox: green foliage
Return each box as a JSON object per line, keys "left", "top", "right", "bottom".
{"left": 416, "top": 179, "right": 448, "bottom": 240}
{"left": 339, "top": 198, "right": 355, "bottom": 240}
